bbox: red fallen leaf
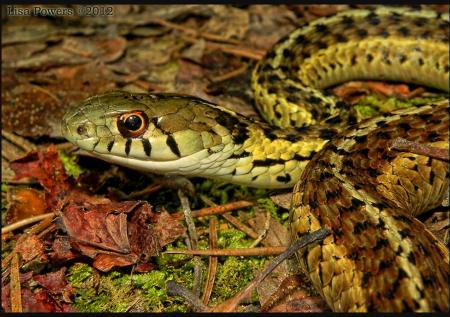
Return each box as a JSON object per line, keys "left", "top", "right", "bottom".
{"left": 134, "top": 262, "right": 157, "bottom": 273}
{"left": 33, "top": 268, "right": 72, "bottom": 294}
{"left": 15, "top": 235, "right": 48, "bottom": 264}
{"left": 6, "top": 188, "right": 47, "bottom": 224}
{"left": 153, "top": 211, "right": 187, "bottom": 247}
{"left": 59, "top": 199, "right": 185, "bottom": 272}
{"left": 332, "top": 81, "right": 426, "bottom": 103}
{"left": 1, "top": 287, "right": 73, "bottom": 312}
{"left": 92, "top": 254, "right": 138, "bottom": 272}
{"left": 49, "top": 236, "right": 79, "bottom": 264}
{"left": 9, "top": 145, "right": 72, "bottom": 209}
{"left": 2, "top": 269, "right": 73, "bottom": 312}
{"left": 33, "top": 268, "right": 74, "bottom": 304}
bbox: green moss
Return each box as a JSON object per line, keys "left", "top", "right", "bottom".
{"left": 210, "top": 254, "right": 264, "bottom": 305}
{"left": 257, "top": 198, "right": 283, "bottom": 222}
{"left": 58, "top": 150, "right": 84, "bottom": 178}
{"left": 354, "top": 95, "right": 445, "bottom": 120}
{"left": 67, "top": 259, "right": 194, "bottom": 312}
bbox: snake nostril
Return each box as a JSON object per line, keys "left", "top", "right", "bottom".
{"left": 77, "top": 125, "right": 87, "bottom": 136}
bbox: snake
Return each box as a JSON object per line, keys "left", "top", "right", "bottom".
{"left": 61, "top": 6, "right": 449, "bottom": 312}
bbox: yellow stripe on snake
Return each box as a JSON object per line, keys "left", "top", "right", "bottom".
{"left": 61, "top": 7, "right": 449, "bottom": 312}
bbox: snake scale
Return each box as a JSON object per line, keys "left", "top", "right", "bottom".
{"left": 61, "top": 6, "right": 449, "bottom": 312}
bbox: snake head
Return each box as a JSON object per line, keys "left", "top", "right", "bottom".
{"left": 61, "top": 90, "right": 245, "bottom": 175}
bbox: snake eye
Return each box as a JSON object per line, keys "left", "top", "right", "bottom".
{"left": 124, "top": 115, "right": 142, "bottom": 131}
{"left": 117, "top": 111, "right": 149, "bottom": 138}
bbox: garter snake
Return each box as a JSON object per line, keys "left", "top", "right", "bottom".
{"left": 61, "top": 6, "right": 449, "bottom": 312}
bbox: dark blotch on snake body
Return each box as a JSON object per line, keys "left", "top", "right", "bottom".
{"left": 351, "top": 197, "right": 365, "bottom": 209}
{"left": 335, "top": 33, "right": 348, "bottom": 43}
{"left": 357, "top": 28, "right": 369, "bottom": 38}
{"left": 276, "top": 173, "right": 291, "bottom": 183}
{"left": 397, "top": 26, "right": 410, "bottom": 36}
{"left": 142, "top": 138, "right": 151, "bottom": 156}
{"left": 366, "top": 12, "right": 380, "bottom": 25}
{"left": 342, "top": 15, "right": 355, "bottom": 26}
{"left": 107, "top": 140, "right": 114, "bottom": 152}
{"left": 125, "top": 138, "right": 132, "bottom": 156}
{"left": 407, "top": 252, "right": 417, "bottom": 264}
{"left": 315, "top": 23, "right": 329, "bottom": 34}
{"left": 373, "top": 238, "right": 389, "bottom": 251}
{"left": 166, "top": 135, "right": 181, "bottom": 157}
{"left": 378, "top": 30, "right": 390, "bottom": 38}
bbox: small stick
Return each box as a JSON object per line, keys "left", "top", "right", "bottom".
{"left": 182, "top": 36, "right": 265, "bottom": 60}
{"left": 209, "top": 64, "right": 247, "bottom": 83}
{"left": 222, "top": 214, "right": 259, "bottom": 240}
{"left": 152, "top": 17, "right": 241, "bottom": 45}
{"left": 390, "top": 137, "right": 449, "bottom": 161}
{"left": 166, "top": 280, "right": 208, "bottom": 312}
{"left": 1, "top": 212, "right": 55, "bottom": 234}
{"left": 1, "top": 178, "right": 39, "bottom": 185}
{"left": 127, "top": 184, "right": 162, "bottom": 199}
{"left": 10, "top": 253, "right": 22, "bottom": 312}
{"left": 1, "top": 130, "right": 37, "bottom": 153}
{"left": 178, "top": 190, "right": 203, "bottom": 298}
{"left": 202, "top": 217, "right": 219, "bottom": 305}
{"left": 164, "top": 246, "right": 287, "bottom": 257}
{"left": 249, "top": 211, "right": 271, "bottom": 248}
{"left": 190, "top": 200, "right": 254, "bottom": 218}
{"left": 195, "top": 196, "right": 260, "bottom": 241}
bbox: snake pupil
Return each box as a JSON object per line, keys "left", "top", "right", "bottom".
{"left": 124, "top": 115, "right": 142, "bottom": 131}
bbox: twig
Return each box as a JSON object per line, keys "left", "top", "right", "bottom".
{"left": 249, "top": 211, "right": 271, "bottom": 248}
{"left": 37, "top": 223, "right": 57, "bottom": 239}
{"left": 390, "top": 137, "right": 449, "bottom": 161}
{"left": 222, "top": 214, "right": 259, "bottom": 239}
{"left": 1, "top": 130, "right": 37, "bottom": 153}
{"left": 10, "top": 253, "right": 22, "bottom": 312}
{"left": 152, "top": 17, "right": 241, "bottom": 45}
{"left": 24, "top": 83, "right": 61, "bottom": 105}
{"left": 2, "top": 138, "right": 26, "bottom": 162}
{"left": 190, "top": 200, "right": 254, "bottom": 218}
{"left": 1, "top": 178, "right": 39, "bottom": 185}
{"left": 127, "top": 184, "right": 162, "bottom": 199}
{"left": 202, "top": 217, "right": 218, "bottom": 305}
{"left": 209, "top": 64, "right": 247, "bottom": 83}
{"left": 178, "top": 190, "right": 203, "bottom": 298}
{"left": 183, "top": 36, "right": 265, "bottom": 60}
{"left": 212, "top": 228, "right": 331, "bottom": 312}
{"left": 198, "top": 196, "right": 259, "bottom": 242}
{"left": 1, "top": 212, "right": 55, "bottom": 234}
{"left": 166, "top": 280, "right": 208, "bottom": 312}
{"left": 164, "top": 246, "right": 287, "bottom": 256}
{"left": 125, "top": 297, "right": 142, "bottom": 312}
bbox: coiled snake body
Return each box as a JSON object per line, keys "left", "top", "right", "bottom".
{"left": 62, "top": 7, "right": 449, "bottom": 312}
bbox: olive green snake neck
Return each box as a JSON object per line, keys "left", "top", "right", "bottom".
{"left": 62, "top": 7, "right": 449, "bottom": 312}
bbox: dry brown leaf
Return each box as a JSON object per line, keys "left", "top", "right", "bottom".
{"left": 201, "top": 6, "right": 249, "bottom": 41}
{"left": 6, "top": 188, "right": 47, "bottom": 224}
